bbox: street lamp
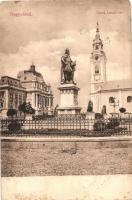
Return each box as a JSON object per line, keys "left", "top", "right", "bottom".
{"left": 109, "top": 97, "right": 119, "bottom": 113}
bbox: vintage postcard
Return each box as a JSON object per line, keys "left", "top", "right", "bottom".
{"left": 0, "top": 0, "right": 132, "bottom": 200}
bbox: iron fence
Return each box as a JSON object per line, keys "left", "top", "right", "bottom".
{"left": 0, "top": 115, "right": 132, "bottom": 137}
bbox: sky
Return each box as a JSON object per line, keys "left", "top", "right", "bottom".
{"left": 0, "top": 0, "right": 131, "bottom": 111}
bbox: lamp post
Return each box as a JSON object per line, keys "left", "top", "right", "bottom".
{"left": 109, "top": 97, "right": 119, "bottom": 113}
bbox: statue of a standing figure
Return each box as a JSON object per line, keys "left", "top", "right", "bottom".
{"left": 61, "top": 48, "right": 76, "bottom": 83}
{"left": 87, "top": 100, "right": 93, "bottom": 113}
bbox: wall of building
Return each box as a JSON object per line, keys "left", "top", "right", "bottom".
{"left": 0, "top": 77, "right": 27, "bottom": 118}
{"left": 0, "top": 65, "right": 54, "bottom": 117}
{"left": 92, "top": 89, "right": 132, "bottom": 114}
{"left": 17, "top": 66, "right": 54, "bottom": 115}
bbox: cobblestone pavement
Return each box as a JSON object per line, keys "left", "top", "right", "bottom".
{"left": 1, "top": 141, "right": 132, "bottom": 176}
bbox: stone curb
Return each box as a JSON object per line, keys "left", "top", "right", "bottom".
{"left": 1, "top": 136, "right": 132, "bottom": 142}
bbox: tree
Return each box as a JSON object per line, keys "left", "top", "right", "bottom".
{"left": 7, "top": 108, "right": 17, "bottom": 119}
{"left": 119, "top": 107, "right": 126, "bottom": 113}
{"left": 18, "top": 102, "right": 35, "bottom": 119}
{"left": 87, "top": 100, "right": 93, "bottom": 112}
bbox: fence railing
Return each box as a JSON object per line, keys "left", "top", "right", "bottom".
{"left": 1, "top": 115, "right": 132, "bottom": 137}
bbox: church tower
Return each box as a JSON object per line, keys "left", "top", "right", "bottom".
{"left": 90, "top": 22, "right": 107, "bottom": 93}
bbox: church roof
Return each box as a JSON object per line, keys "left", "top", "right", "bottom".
{"left": 101, "top": 79, "right": 132, "bottom": 91}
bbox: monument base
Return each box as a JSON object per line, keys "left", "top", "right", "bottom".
{"left": 85, "top": 112, "right": 95, "bottom": 119}
{"left": 57, "top": 83, "right": 81, "bottom": 115}
{"left": 57, "top": 106, "right": 81, "bottom": 115}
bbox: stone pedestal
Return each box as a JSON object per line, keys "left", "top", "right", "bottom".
{"left": 57, "top": 83, "right": 81, "bottom": 115}
{"left": 86, "top": 112, "right": 95, "bottom": 120}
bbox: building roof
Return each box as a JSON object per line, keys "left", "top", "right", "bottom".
{"left": 1, "top": 76, "right": 20, "bottom": 82}
{"left": 17, "top": 64, "right": 45, "bottom": 83}
{"left": 0, "top": 76, "right": 26, "bottom": 90}
{"left": 101, "top": 79, "right": 132, "bottom": 91}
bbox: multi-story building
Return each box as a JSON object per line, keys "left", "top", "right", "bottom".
{"left": 17, "top": 64, "right": 53, "bottom": 115}
{"left": 0, "top": 76, "right": 26, "bottom": 118}
{"left": 0, "top": 64, "right": 54, "bottom": 118}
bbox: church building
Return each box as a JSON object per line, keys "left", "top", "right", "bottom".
{"left": 90, "top": 23, "right": 132, "bottom": 115}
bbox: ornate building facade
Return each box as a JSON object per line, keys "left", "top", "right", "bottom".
{"left": 0, "top": 76, "right": 26, "bottom": 118}
{"left": 90, "top": 23, "right": 132, "bottom": 114}
{"left": 0, "top": 64, "right": 53, "bottom": 118}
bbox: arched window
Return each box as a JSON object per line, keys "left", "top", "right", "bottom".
{"left": 109, "top": 97, "right": 115, "bottom": 103}
{"left": 95, "top": 65, "right": 99, "bottom": 74}
{"left": 101, "top": 105, "right": 107, "bottom": 115}
{"left": 127, "top": 96, "right": 132, "bottom": 103}
{"left": 95, "top": 45, "right": 99, "bottom": 50}
{"left": 95, "top": 55, "right": 99, "bottom": 60}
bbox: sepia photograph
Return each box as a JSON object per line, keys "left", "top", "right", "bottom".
{"left": 0, "top": 0, "right": 132, "bottom": 199}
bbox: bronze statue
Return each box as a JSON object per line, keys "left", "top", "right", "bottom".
{"left": 87, "top": 100, "right": 93, "bottom": 112}
{"left": 61, "top": 48, "right": 76, "bottom": 83}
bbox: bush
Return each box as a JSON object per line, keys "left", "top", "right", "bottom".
{"left": 119, "top": 107, "right": 126, "bottom": 113}
{"left": 94, "top": 119, "right": 106, "bottom": 131}
{"left": 106, "top": 118, "right": 120, "bottom": 129}
{"left": 7, "top": 109, "right": 17, "bottom": 118}
{"left": 94, "top": 117, "right": 120, "bottom": 131}
{"left": 19, "top": 102, "right": 35, "bottom": 119}
{"left": 95, "top": 113, "right": 103, "bottom": 119}
{"left": 8, "top": 121, "right": 21, "bottom": 132}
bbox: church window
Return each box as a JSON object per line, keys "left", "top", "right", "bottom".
{"left": 95, "top": 55, "right": 98, "bottom": 60}
{"left": 127, "top": 96, "right": 132, "bottom": 103}
{"left": 95, "top": 45, "right": 99, "bottom": 50}
{"left": 24, "top": 76, "right": 27, "bottom": 80}
{"left": 109, "top": 97, "right": 115, "bottom": 103}
{"left": 95, "top": 65, "right": 99, "bottom": 74}
{"left": 101, "top": 105, "right": 107, "bottom": 115}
